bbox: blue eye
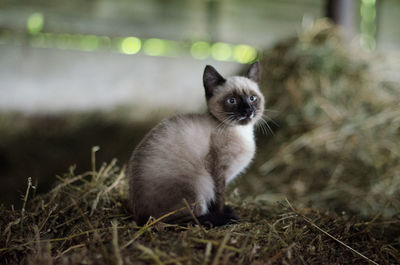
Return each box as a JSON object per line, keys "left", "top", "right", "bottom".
{"left": 249, "top": 95, "right": 257, "bottom": 102}
{"left": 227, "top": 98, "right": 237, "bottom": 104}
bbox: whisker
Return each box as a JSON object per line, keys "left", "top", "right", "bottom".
{"left": 257, "top": 117, "right": 275, "bottom": 136}
{"left": 255, "top": 121, "right": 264, "bottom": 135}
{"left": 217, "top": 119, "right": 230, "bottom": 135}
{"left": 262, "top": 114, "right": 279, "bottom": 128}
{"left": 263, "top": 118, "right": 274, "bottom": 136}
{"left": 215, "top": 118, "right": 230, "bottom": 130}
{"left": 257, "top": 119, "right": 268, "bottom": 136}
{"left": 215, "top": 114, "right": 235, "bottom": 133}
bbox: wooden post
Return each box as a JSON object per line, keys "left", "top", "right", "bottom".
{"left": 326, "top": 0, "right": 355, "bottom": 40}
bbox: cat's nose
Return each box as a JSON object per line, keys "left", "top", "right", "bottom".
{"left": 245, "top": 109, "right": 254, "bottom": 118}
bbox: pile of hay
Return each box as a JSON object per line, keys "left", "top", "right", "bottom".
{"left": 1, "top": 152, "right": 399, "bottom": 264}
{"left": 241, "top": 19, "right": 400, "bottom": 219}
{"left": 1, "top": 19, "right": 399, "bottom": 264}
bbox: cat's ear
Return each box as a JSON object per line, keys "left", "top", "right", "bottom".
{"left": 247, "top": 62, "right": 260, "bottom": 83}
{"left": 203, "top": 65, "right": 226, "bottom": 99}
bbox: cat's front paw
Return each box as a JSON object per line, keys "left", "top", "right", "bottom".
{"left": 223, "top": 205, "right": 239, "bottom": 222}
{"left": 196, "top": 205, "right": 240, "bottom": 228}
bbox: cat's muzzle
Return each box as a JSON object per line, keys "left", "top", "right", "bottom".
{"left": 239, "top": 109, "right": 255, "bottom": 119}
{"left": 237, "top": 110, "right": 256, "bottom": 124}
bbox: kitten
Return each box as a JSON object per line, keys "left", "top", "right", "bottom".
{"left": 127, "top": 62, "right": 265, "bottom": 227}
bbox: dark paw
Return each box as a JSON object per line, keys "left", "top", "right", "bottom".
{"left": 196, "top": 205, "right": 240, "bottom": 228}
{"left": 223, "top": 205, "right": 239, "bottom": 221}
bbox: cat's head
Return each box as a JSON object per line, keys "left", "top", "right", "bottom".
{"left": 203, "top": 62, "right": 265, "bottom": 126}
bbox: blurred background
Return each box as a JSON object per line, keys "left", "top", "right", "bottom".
{"left": 0, "top": 0, "right": 399, "bottom": 215}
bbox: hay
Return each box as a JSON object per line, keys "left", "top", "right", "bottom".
{"left": 1, "top": 19, "right": 400, "bottom": 264}
{"left": 1, "top": 157, "right": 399, "bottom": 264}
{"left": 244, "top": 19, "right": 400, "bottom": 218}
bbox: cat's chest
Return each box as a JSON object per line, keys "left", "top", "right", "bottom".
{"left": 234, "top": 125, "right": 256, "bottom": 152}
{"left": 227, "top": 126, "right": 255, "bottom": 181}
{"left": 211, "top": 125, "right": 256, "bottom": 183}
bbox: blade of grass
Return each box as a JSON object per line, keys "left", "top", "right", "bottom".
{"left": 211, "top": 233, "right": 230, "bottom": 265}
{"left": 183, "top": 198, "right": 207, "bottom": 236}
{"left": 112, "top": 220, "right": 124, "bottom": 265}
{"left": 20, "top": 177, "right": 35, "bottom": 237}
{"left": 136, "top": 244, "right": 164, "bottom": 265}
{"left": 121, "top": 206, "right": 187, "bottom": 250}
{"left": 285, "top": 198, "right": 380, "bottom": 265}
{"left": 202, "top": 242, "right": 212, "bottom": 265}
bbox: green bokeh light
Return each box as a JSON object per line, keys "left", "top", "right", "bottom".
{"left": 120, "top": 37, "right": 141, "bottom": 54}
{"left": 27, "top": 13, "right": 44, "bottom": 35}
{"left": 143, "top": 38, "right": 166, "bottom": 56}
{"left": 14, "top": 24, "right": 259, "bottom": 63}
{"left": 362, "top": 0, "right": 376, "bottom": 5}
{"left": 360, "top": 0, "right": 376, "bottom": 52}
{"left": 190, "top": 41, "right": 210, "bottom": 59}
{"left": 361, "top": 5, "right": 376, "bottom": 22}
{"left": 80, "top": 35, "right": 99, "bottom": 51}
{"left": 233, "top": 45, "right": 257, "bottom": 64}
{"left": 360, "top": 21, "right": 376, "bottom": 35}
{"left": 211, "top": 42, "right": 232, "bottom": 61}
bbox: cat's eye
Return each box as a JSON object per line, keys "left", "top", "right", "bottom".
{"left": 227, "top": 98, "right": 237, "bottom": 104}
{"left": 249, "top": 95, "right": 257, "bottom": 102}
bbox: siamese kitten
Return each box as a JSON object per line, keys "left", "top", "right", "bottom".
{"left": 128, "top": 62, "right": 264, "bottom": 227}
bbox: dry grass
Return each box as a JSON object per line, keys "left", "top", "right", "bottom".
{"left": 1, "top": 154, "right": 399, "bottom": 264}
{"left": 1, "top": 19, "right": 400, "bottom": 264}
{"left": 241, "top": 19, "right": 400, "bottom": 218}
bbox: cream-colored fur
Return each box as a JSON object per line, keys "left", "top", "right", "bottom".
{"left": 128, "top": 63, "right": 264, "bottom": 225}
{"left": 225, "top": 124, "right": 255, "bottom": 183}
